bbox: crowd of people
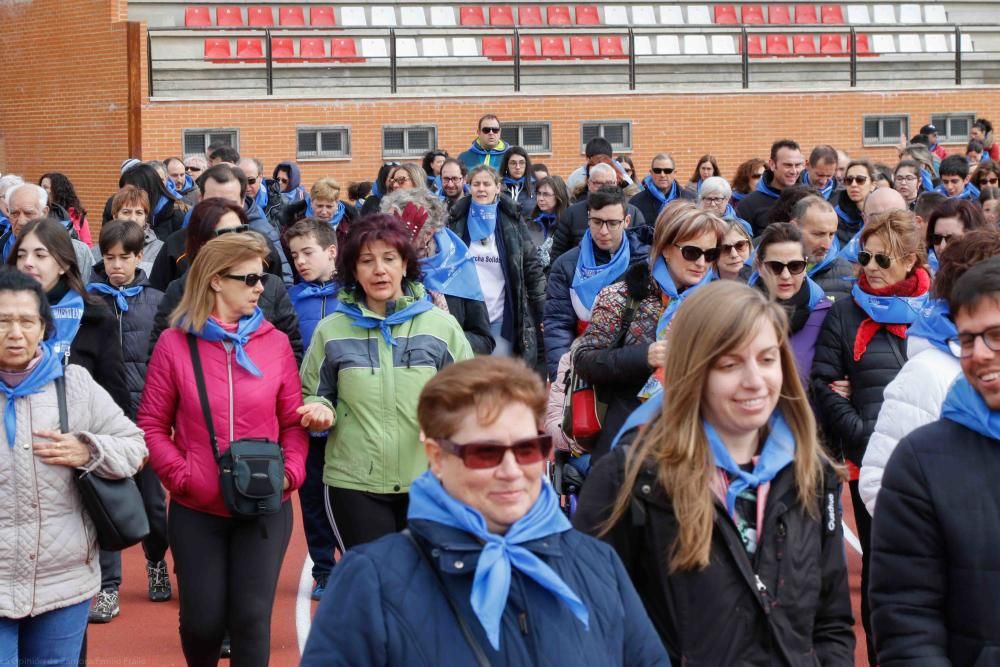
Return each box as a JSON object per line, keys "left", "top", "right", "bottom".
{"left": 2, "top": 111, "right": 1000, "bottom": 666}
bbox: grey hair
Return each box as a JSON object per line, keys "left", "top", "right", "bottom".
{"left": 184, "top": 155, "right": 208, "bottom": 169}
{"left": 380, "top": 188, "right": 448, "bottom": 233}
{"left": 791, "top": 194, "right": 834, "bottom": 221}
{"left": 698, "top": 176, "right": 732, "bottom": 201}
{"left": 6, "top": 183, "right": 47, "bottom": 210}
{"left": 238, "top": 156, "right": 264, "bottom": 176}
{"left": 0, "top": 175, "right": 25, "bottom": 198}
{"left": 588, "top": 163, "right": 616, "bottom": 180}
{"left": 651, "top": 153, "right": 675, "bottom": 167}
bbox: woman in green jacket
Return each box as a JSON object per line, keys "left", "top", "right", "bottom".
{"left": 299, "top": 214, "right": 473, "bottom": 550}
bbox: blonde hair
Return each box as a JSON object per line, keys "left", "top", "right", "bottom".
{"left": 310, "top": 177, "right": 341, "bottom": 202}
{"left": 861, "top": 209, "right": 927, "bottom": 270}
{"left": 603, "top": 281, "right": 835, "bottom": 571}
{"left": 169, "top": 233, "right": 270, "bottom": 331}
{"left": 650, "top": 201, "right": 728, "bottom": 271}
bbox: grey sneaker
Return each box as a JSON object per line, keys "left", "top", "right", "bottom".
{"left": 146, "top": 559, "right": 172, "bottom": 602}
{"left": 88, "top": 589, "right": 120, "bottom": 623}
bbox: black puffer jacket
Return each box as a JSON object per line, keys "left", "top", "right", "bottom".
{"left": 548, "top": 199, "right": 648, "bottom": 265}
{"left": 811, "top": 257, "right": 856, "bottom": 303}
{"left": 442, "top": 294, "right": 494, "bottom": 355}
{"left": 147, "top": 227, "right": 286, "bottom": 293}
{"left": 448, "top": 194, "right": 546, "bottom": 368}
{"left": 627, "top": 186, "right": 693, "bottom": 234}
{"left": 88, "top": 266, "right": 164, "bottom": 419}
{"left": 810, "top": 296, "right": 909, "bottom": 464}
{"left": 574, "top": 443, "right": 855, "bottom": 666}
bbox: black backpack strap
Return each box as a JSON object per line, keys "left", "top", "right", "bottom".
{"left": 55, "top": 375, "right": 69, "bottom": 433}
{"left": 187, "top": 333, "right": 222, "bottom": 462}
{"left": 612, "top": 295, "right": 640, "bottom": 349}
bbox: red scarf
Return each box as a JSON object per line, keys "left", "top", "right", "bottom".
{"left": 852, "top": 268, "right": 930, "bottom": 362}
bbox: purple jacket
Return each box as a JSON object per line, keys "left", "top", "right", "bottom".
{"left": 790, "top": 298, "right": 832, "bottom": 386}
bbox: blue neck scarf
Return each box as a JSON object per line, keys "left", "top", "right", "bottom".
{"left": 531, "top": 212, "right": 556, "bottom": 240}
{"left": 907, "top": 298, "right": 957, "bottom": 356}
{"left": 0, "top": 343, "right": 64, "bottom": 448}
{"left": 303, "top": 197, "right": 346, "bottom": 228}
{"left": 407, "top": 471, "right": 589, "bottom": 650}
{"left": 2, "top": 231, "right": 16, "bottom": 263}
{"left": 468, "top": 139, "right": 508, "bottom": 167}
{"left": 503, "top": 175, "right": 525, "bottom": 188}
{"left": 705, "top": 413, "right": 796, "bottom": 517}
{"left": 731, "top": 190, "right": 747, "bottom": 204}
{"left": 429, "top": 175, "right": 443, "bottom": 193}
{"left": 808, "top": 236, "right": 841, "bottom": 277}
{"left": 290, "top": 281, "right": 338, "bottom": 306}
{"left": 86, "top": 281, "right": 144, "bottom": 312}
{"left": 928, "top": 248, "right": 940, "bottom": 274}
{"left": 834, "top": 203, "right": 863, "bottom": 230}
{"left": 333, "top": 292, "right": 433, "bottom": 346}
{"left": 467, "top": 200, "right": 499, "bottom": 243}
{"left": 935, "top": 181, "right": 981, "bottom": 201}
{"left": 800, "top": 171, "right": 836, "bottom": 200}
{"left": 50, "top": 289, "right": 85, "bottom": 360}
{"left": 652, "top": 256, "right": 714, "bottom": 337}
{"left": 754, "top": 172, "right": 782, "bottom": 199}
{"left": 840, "top": 231, "right": 861, "bottom": 264}
{"left": 641, "top": 176, "right": 680, "bottom": 212}
{"left": 420, "top": 228, "right": 485, "bottom": 301}
{"left": 851, "top": 282, "right": 928, "bottom": 325}
{"left": 190, "top": 308, "right": 265, "bottom": 377}
{"left": 254, "top": 186, "right": 269, "bottom": 213}
{"left": 920, "top": 168, "right": 936, "bottom": 193}
{"left": 942, "top": 377, "right": 1000, "bottom": 440}
{"left": 571, "top": 231, "right": 630, "bottom": 315}
{"left": 152, "top": 195, "right": 169, "bottom": 217}
{"left": 611, "top": 390, "right": 663, "bottom": 450}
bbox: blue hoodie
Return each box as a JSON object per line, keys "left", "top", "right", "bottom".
{"left": 935, "top": 181, "right": 981, "bottom": 201}
{"left": 458, "top": 139, "right": 509, "bottom": 171}
{"left": 273, "top": 161, "right": 306, "bottom": 204}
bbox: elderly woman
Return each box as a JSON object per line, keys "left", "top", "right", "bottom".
{"left": 279, "top": 176, "right": 359, "bottom": 244}
{"left": 106, "top": 185, "right": 164, "bottom": 275}
{"left": 299, "top": 214, "right": 473, "bottom": 551}
{"left": 301, "top": 356, "right": 669, "bottom": 667}
{"left": 139, "top": 233, "right": 308, "bottom": 665}
{"left": 0, "top": 267, "right": 145, "bottom": 666}
{"left": 381, "top": 189, "right": 494, "bottom": 355}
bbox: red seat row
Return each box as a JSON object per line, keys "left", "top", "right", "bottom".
{"left": 203, "top": 37, "right": 361, "bottom": 61}
{"left": 187, "top": 6, "right": 337, "bottom": 27}
{"left": 482, "top": 35, "right": 625, "bottom": 59}
{"left": 461, "top": 5, "right": 600, "bottom": 25}
{"left": 740, "top": 32, "right": 871, "bottom": 55}
{"left": 714, "top": 4, "right": 844, "bottom": 25}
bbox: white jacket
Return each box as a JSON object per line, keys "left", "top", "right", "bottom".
{"left": 859, "top": 336, "right": 962, "bottom": 515}
{"left": 0, "top": 365, "right": 146, "bottom": 618}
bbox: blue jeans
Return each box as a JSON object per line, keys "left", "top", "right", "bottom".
{"left": 0, "top": 599, "right": 90, "bottom": 666}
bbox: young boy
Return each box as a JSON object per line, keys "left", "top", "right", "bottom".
{"left": 937, "top": 154, "right": 980, "bottom": 200}
{"left": 85, "top": 220, "right": 170, "bottom": 622}
{"left": 284, "top": 218, "right": 339, "bottom": 599}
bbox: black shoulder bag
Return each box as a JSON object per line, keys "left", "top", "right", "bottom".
{"left": 61, "top": 376, "right": 150, "bottom": 551}
{"left": 187, "top": 333, "right": 284, "bottom": 518}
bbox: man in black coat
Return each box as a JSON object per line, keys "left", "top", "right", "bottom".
{"left": 871, "top": 258, "right": 1000, "bottom": 666}
{"left": 791, "top": 195, "right": 855, "bottom": 302}
{"left": 628, "top": 153, "right": 694, "bottom": 229}
{"left": 737, "top": 139, "right": 805, "bottom": 236}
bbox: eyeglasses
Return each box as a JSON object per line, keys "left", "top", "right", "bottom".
{"left": 701, "top": 196, "right": 727, "bottom": 205}
{"left": 246, "top": 177, "right": 258, "bottom": 185}
{"left": 857, "top": 250, "right": 896, "bottom": 269}
{"left": 721, "top": 240, "right": 750, "bottom": 255}
{"left": 844, "top": 175, "right": 869, "bottom": 185}
{"left": 931, "top": 233, "right": 955, "bottom": 246}
{"left": 752, "top": 171, "right": 765, "bottom": 179}
{"left": 214, "top": 225, "right": 249, "bottom": 237}
{"left": 185, "top": 166, "right": 203, "bottom": 173}
{"left": 651, "top": 167, "right": 675, "bottom": 175}
{"left": 979, "top": 176, "right": 1000, "bottom": 186}
{"left": 674, "top": 244, "right": 721, "bottom": 262}
{"left": 0, "top": 316, "right": 41, "bottom": 333}
{"left": 223, "top": 273, "right": 267, "bottom": 287}
{"left": 277, "top": 177, "right": 289, "bottom": 185}
{"left": 948, "top": 326, "right": 1000, "bottom": 358}
{"left": 390, "top": 176, "right": 413, "bottom": 186}
{"left": 434, "top": 434, "right": 553, "bottom": 469}
{"left": 441, "top": 176, "right": 464, "bottom": 183}
{"left": 763, "top": 259, "right": 807, "bottom": 276}
{"left": 895, "top": 174, "right": 918, "bottom": 183}
{"left": 480, "top": 126, "right": 502, "bottom": 134}
{"left": 588, "top": 217, "right": 626, "bottom": 230}
{"left": 507, "top": 159, "right": 527, "bottom": 167}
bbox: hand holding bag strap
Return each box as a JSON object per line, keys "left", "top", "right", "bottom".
{"left": 187, "top": 333, "right": 222, "bottom": 463}
{"left": 403, "top": 530, "right": 491, "bottom": 667}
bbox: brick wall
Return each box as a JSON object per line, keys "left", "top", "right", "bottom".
{"left": 0, "top": 0, "right": 131, "bottom": 238}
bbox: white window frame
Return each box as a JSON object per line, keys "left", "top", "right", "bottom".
{"left": 581, "top": 121, "right": 632, "bottom": 153}
{"left": 862, "top": 115, "right": 909, "bottom": 147}
{"left": 182, "top": 128, "right": 239, "bottom": 156}
{"left": 929, "top": 112, "right": 976, "bottom": 144}
{"left": 296, "top": 126, "right": 352, "bottom": 160}
{"left": 500, "top": 122, "right": 552, "bottom": 154}
{"left": 382, "top": 125, "right": 438, "bottom": 159}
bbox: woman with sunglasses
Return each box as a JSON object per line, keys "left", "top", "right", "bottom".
{"left": 926, "top": 198, "right": 989, "bottom": 272}
{"left": 752, "top": 223, "right": 832, "bottom": 385}
{"left": 570, "top": 202, "right": 725, "bottom": 460}
{"left": 301, "top": 356, "right": 668, "bottom": 666}
{"left": 811, "top": 209, "right": 930, "bottom": 665}
{"left": 574, "top": 281, "right": 853, "bottom": 665}
{"left": 972, "top": 159, "right": 1000, "bottom": 192}
{"left": 526, "top": 176, "right": 569, "bottom": 268}
{"left": 715, "top": 219, "right": 753, "bottom": 282}
{"left": 730, "top": 158, "right": 766, "bottom": 205}
{"left": 893, "top": 159, "right": 923, "bottom": 209}
{"left": 833, "top": 159, "right": 874, "bottom": 247}
{"left": 139, "top": 233, "right": 307, "bottom": 666}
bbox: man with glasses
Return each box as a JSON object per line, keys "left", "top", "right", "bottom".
{"left": 438, "top": 158, "right": 469, "bottom": 213}
{"left": 870, "top": 257, "right": 1000, "bottom": 667}
{"left": 165, "top": 157, "right": 199, "bottom": 204}
{"left": 458, "top": 114, "right": 509, "bottom": 171}
{"left": 791, "top": 195, "right": 854, "bottom": 301}
{"left": 737, "top": 138, "right": 806, "bottom": 236}
{"left": 629, "top": 153, "right": 694, "bottom": 228}
{"left": 238, "top": 156, "right": 273, "bottom": 218}
{"left": 543, "top": 186, "right": 649, "bottom": 381}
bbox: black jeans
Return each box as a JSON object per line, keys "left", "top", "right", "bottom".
{"left": 325, "top": 486, "right": 408, "bottom": 550}
{"left": 98, "top": 464, "right": 170, "bottom": 590}
{"left": 168, "top": 501, "right": 293, "bottom": 667}
{"left": 849, "top": 479, "right": 875, "bottom": 667}
{"left": 299, "top": 436, "right": 337, "bottom": 580}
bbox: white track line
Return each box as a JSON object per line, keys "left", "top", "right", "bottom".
{"left": 296, "top": 555, "right": 315, "bottom": 655}
{"left": 843, "top": 521, "right": 863, "bottom": 555}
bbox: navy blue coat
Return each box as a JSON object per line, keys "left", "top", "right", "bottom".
{"left": 301, "top": 519, "right": 670, "bottom": 667}
{"left": 542, "top": 233, "right": 649, "bottom": 380}
{"left": 287, "top": 280, "right": 338, "bottom": 349}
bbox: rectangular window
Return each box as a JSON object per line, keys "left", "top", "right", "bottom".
{"left": 382, "top": 125, "right": 437, "bottom": 158}
{"left": 297, "top": 127, "right": 351, "bottom": 159}
{"left": 182, "top": 128, "right": 239, "bottom": 157}
{"left": 930, "top": 113, "right": 976, "bottom": 143}
{"left": 500, "top": 122, "right": 551, "bottom": 154}
{"left": 862, "top": 115, "right": 908, "bottom": 147}
{"left": 581, "top": 121, "right": 632, "bottom": 153}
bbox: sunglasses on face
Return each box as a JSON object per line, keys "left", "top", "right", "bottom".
{"left": 651, "top": 167, "right": 675, "bottom": 175}
{"left": 480, "top": 126, "right": 501, "bottom": 134}
{"left": 435, "top": 434, "right": 552, "bottom": 469}
{"left": 857, "top": 250, "right": 895, "bottom": 269}
{"left": 674, "top": 244, "right": 720, "bottom": 262}
{"left": 277, "top": 177, "right": 289, "bottom": 185}
{"left": 246, "top": 177, "right": 258, "bottom": 185}
{"left": 980, "top": 176, "right": 1000, "bottom": 186}
{"left": 215, "top": 224, "right": 249, "bottom": 237}
{"left": 390, "top": 177, "right": 413, "bottom": 186}
{"left": 185, "top": 166, "right": 202, "bottom": 173}
{"left": 844, "top": 175, "right": 869, "bottom": 186}
{"left": 931, "top": 233, "right": 955, "bottom": 246}
{"left": 721, "top": 240, "right": 750, "bottom": 255}
{"left": 223, "top": 272, "right": 267, "bottom": 287}
{"left": 752, "top": 172, "right": 765, "bottom": 178}
{"left": 763, "top": 259, "right": 807, "bottom": 276}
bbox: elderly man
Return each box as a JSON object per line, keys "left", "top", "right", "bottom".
{"left": 629, "top": 153, "right": 695, "bottom": 226}
{"left": 549, "top": 163, "right": 647, "bottom": 263}
{"left": 238, "top": 156, "right": 273, "bottom": 216}
{"left": 3, "top": 184, "right": 92, "bottom": 282}
{"left": 0, "top": 174, "right": 25, "bottom": 230}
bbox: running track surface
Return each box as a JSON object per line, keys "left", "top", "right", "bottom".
{"left": 89, "top": 492, "right": 869, "bottom": 666}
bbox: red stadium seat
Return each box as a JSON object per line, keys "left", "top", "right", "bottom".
{"left": 714, "top": 5, "right": 738, "bottom": 24}
{"left": 519, "top": 6, "right": 543, "bottom": 24}
{"left": 769, "top": 5, "right": 791, "bottom": 24}
{"left": 519, "top": 36, "right": 539, "bottom": 58}
{"left": 301, "top": 37, "right": 327, "bottom": 59}
{"left": 279, "top": 7, "right": 306, "bottom": 26}
{"left": 272, "top": 37, "right": 295, "bottom": 61}
{"left": 489, "top": 6, "right": 514, "bottom": 24}
{"left": 820, "top": 33, "right": 844, "bottom": 54}
{"left": 236, "top": 38, "right": 264, "bottom": 61}
{"left": 570, "top": 36, "right": 595, "bottom": 56}
{"left": 821, "top": 4, "right": 844, "bottom": 23}
{"left": 742, "top": 5, "right": 765, "bottom": 24}
{"left": 575, "top": 6, "right": 600, "bottom": 24}
{"left": 598, "top": 35, "right": 625, "bottom": 57}
{"left": 548, "top": 6, "right": 572, "bottom": 24}
{"left": 745, "top": 34, "right": 763, "bottom": 54}
{"left": 310, "top": 6, "right": 336, "bottom": 26}
{"left": 332, "top": 37, "right": 362, "bottom": 61}
{"left": 248, "top": 6, "right": 274, "bottom": 26}
{"left": 204, "top": 38, "right": 232, "bottom": 60}
{"left": 795, "top": 4, "right": 818, "bottom": 23}
{"left": 461, "top": 6, "right": 486, "bottom": 25}
{"left": 185, "top": 6, "right": 211, "bottom": 27}
{"left": 216, "top": 6, "right": 243, "bottom": 26}
{"left": 855, "top": 33, "right": 871, "bottom": 54}
{"left": 541, "top": 35, "right": 567, "bottom": 56}
{"left": 482, "top": 36, "right": 510, "bottom": 58}
{"left": 793, "top": 34, "right": 817, "bottom": 53}
{"left": 766, "top": 34, "right": 790, "bottom": 54}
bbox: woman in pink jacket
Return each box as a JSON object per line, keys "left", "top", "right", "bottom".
{"left": 138, "top": 233, "right": 307, "bottom": 667}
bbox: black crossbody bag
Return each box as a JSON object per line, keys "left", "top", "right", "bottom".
{"left": 187, "top": 333, "right": 284, "bottom": 518}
